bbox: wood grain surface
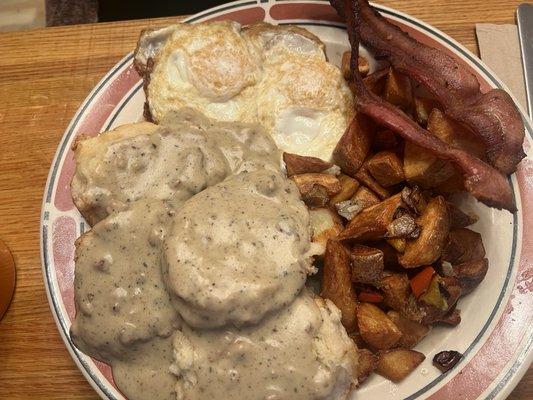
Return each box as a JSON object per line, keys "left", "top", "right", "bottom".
{"left": 0, "top": 1, "right": 530, "bottom": 399}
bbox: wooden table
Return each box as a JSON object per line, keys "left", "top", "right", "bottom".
{"left": 0, "top": 1, "right": 530, "bottom": 398}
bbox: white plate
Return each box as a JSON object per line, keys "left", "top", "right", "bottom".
{"left": 41, "top": 1, "right": 533, "bottom": 399}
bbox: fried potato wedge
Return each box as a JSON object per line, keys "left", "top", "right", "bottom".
{"left": 376, "top": 348, "right": 425, "bottom": 382}
{"left": 357, "top": 302, "right": 402, "bottom": 350}
{"left": 351, "top": 245, "right": 384, "bottom": 285}
{"left": 339, "top": 194, "right": 404, "bottom": 242}
{"left": 322, "top": 240, "right": 358, "bottom": 332}
{"left": 355, "top": 167, "right": 392, "bottom": 200}
{"left": 428, "top": 109, "right": 485, "bottom": 158}
{"left": 363, "top": 68, "right": 389, "bottom": 96}
{"left": 373, "top": 242, "right": 401, "bottom": 269}
{"left": 352, "top": 186, "right": 380, "bottom": 209}
{"left": 436, "top": 308, "right": 461, "bottom": 326}
{"left": 404, "top": 108, "right": 486, "bottom": 189}
{"left": 332, "top": 114, "right": 374, "bottom": 177}
{"left": 387, "top": 238, "right": 406, "bottom": 253}
{"left": 283, "top": 152, "right": 332, "bottom": 177}
{"left": 372, "top": 129, "right": 401, "bottom": 152}
{"left": 330, "top": 174, "right": 360, "bottom": 205}
{"left": 454, "top": 258, "right": 489, "bottom": 295}
{"left": 357, "top": 349, "right": 378, "bottom": 385}
{"left": 413, "top": 96, "right": 439, "bottom": 127}
{"left": 342, "top": 51, "right": 370, "bottom": 80}
{"left": 404, "top": 142, "right": 456, "bottom": 188}
{"left": 387, "top": 311, "right": 430, "bottom": 349}
{"left": 442, "top": 228, "right": 486, "bottom": 265}
{"left": 399, "top": 196, "right": 450, "bottom": 268}
{"left": 366, "top": 151, "right": 406, "bottom": 187}
{"left": 309, "top": 208, "right": 344, "bottom": 251}
{"left": 383, "top": 68, "right": 413, "bottom": 109}
{"left": 447, "top": 202, "right": 478, "bottom": 229}
{"left": 380, "top": 273, "right": 411, "bottom": 313}
{"left": 291, "top": 173, "right": 341, "bottom": 208}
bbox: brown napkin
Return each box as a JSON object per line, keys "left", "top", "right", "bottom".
{"left": 476, "top": 23, "right": 527, "bottom": 112}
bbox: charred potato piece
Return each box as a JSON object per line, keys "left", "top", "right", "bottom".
{"left": 413, "top": 96, "right": 439, "bottom": 127}
{"left": 291, "top": 173, "right": 341, "bottom": 208}
{"left": 357, "top": 349, "right": 378, "bottom": 385}
{"left": 351, "top": 245, "right": 384, "bottom": 285}
{"left": 283, "top": 152, "right": 332, "bottom": 177}
{"left": 373, "top": 242, "right": 400, "bottom": 269}
{"left": 352, "top": 186, "right": 380, "bottom": 209}
{"left": 341, "top": 51, "right": 370, "bottom": 80}
{"left": 436, "top": 308, "right": 461, "bottom": 326}
{"left": 401, "top": 186, "right": 427, "bottom": 216}
{"left": 383, "top": 68, "right": 413, "bottom": 109}
{"left": 376, "top": 348, "right": 425, "bottom": 382}
{"left": 372, "top": 129, "right": 401, "bottom": 152}
{"left": 363, "top": 68, "right": 389, "bottom": 96}
{"left": 447, "top": 202, "right": 478, "bottom": 229}
{"left": 309, "top": 208, "right": 344, "bottom": 251}
{"left": 399, "top": 196, "right": 450, "bottom": 268}
{"left": 330, "top": 174, "right": 360, "bottom": 205}
{"left": 387, "top": 311, "right": 430, "bottom": 349}
{"left": 454, "top": 258, "right": 489, "bottom": 295}
{"left": 322, "top": 240, "right": 358, "bottom": 332}
{"left": 339, "top": 194, "right": 404, "bottom": 242}
{"left": 332, "top": 114, "right": 374, "bottom": 177}
{"left": 366, "top": 151, "right": 406, "bottom": 187}
{"left": 357, "top": 302, "right": 402, "bottom": 350}
{"left": 442, "top": 228, "right": 486, "bottom": 265}
{"left": 380, "top": 273, "right": 411, "bottom": 313}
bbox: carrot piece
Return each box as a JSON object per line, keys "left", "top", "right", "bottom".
{"left": 358, "top": 291, "right": 384, "bottom": 303}
{"left": 410, "top": 266, "right": 435, "bottom": 298}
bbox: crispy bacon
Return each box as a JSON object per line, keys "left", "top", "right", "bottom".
{"left": 332, "top": 0, "right": 525, "bottom": 175}
{"left": 332, "top": 0, "right": 516, "bottom": 212}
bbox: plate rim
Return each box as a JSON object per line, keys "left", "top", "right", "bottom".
{"left": 39, "top": 1, "right": 533, "bottom": 399}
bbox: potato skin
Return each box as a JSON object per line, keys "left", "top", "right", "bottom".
{"left": 321, "top": 240, "right": 358, "bottom": 332}
{"left": 454, "top": 258, "right": 489, "bottom": 295}
{"left": 399, "top": 196, "right": 450, "bottom": 268}
{"left": 357, "top": 302, "right": 402, "bottom": 350}
{"left": 339, "top": 193, "right": 404, "bottom": 242}
{"left": 442, "top": 228, "right": 486, "bottom": 265}
{"left": 350, "top": 245, "right": 384, "bottom": 285}
{"left": 283, "top": 152, "right": 332, "bottom": 177}
{"left": 376, "top": 348, "right": 425, "bottom": 382}
{"left": 332, "top": 114, "right": 373, "bottom": 177}
{"left": 387, "top": 311, "right": 430, "bottom": 348}
{"left": 357, "top": 349, "right": 378, "bottom": 385}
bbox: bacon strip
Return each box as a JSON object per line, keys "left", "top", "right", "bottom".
{"left": 332, "top": 0, "right": 516, "bottom": 212}
{"left": 332, "top": 0, "right": 525, "bottom": 175}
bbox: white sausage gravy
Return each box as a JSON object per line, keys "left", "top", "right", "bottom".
{"left": 70, "top": 109, "right": 357, "bottom": 400}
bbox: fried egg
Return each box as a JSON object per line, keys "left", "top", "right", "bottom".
{"left": 134, "top": 21, "right": 354, "bottom": 161}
